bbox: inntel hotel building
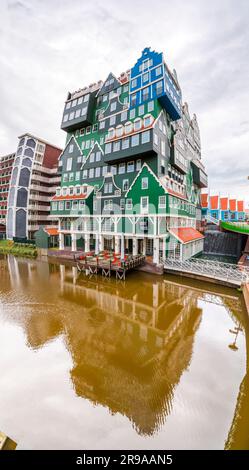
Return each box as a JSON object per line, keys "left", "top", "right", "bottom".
{"left": 51, "top": 47, "right": 208, "bottom": 263}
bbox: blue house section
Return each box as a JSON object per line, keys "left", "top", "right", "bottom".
{"left": 129, "top": 47, "right": 182, "bottom": 121}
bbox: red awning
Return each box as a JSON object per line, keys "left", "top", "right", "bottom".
{"left": 169, "top": 227, "right": 204, "bottom": 244}
{"left": 45, "top": 227, "right": 58, "bottom": 236}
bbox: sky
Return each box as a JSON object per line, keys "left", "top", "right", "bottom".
{"left": 1, "top": 0, "right": 249, "bottom": 202}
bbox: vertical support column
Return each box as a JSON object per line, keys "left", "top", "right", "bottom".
{"left": 142, "top": 238, "right": 146, "bottom": 256}
{"left": 95, "top": 234, "right": 99, "bottom": 255}
{"left": 99, "top": 234, "right": 104, "bottom": 252}
{"left": 153, "top": 237, "right": 160, "bottom": 265}
{"left": 132, "top": 238, "right": 138, "bottom": 256}
{"left": 71, "top": 233, "right": 77, "bottom": 252}
{"left": 162, "top": 237, "right": 166, "bottom": 261}
{"left": 59, "top": 233, "right": 64, "bottom": 250}
{"left": 120, "top": 234, "right": 125, "bottom": 260}
{"left": 85, "top": 234, "right": 90, "bottom": 253}
{"left": 115, "top": 236, "right": 120, "bottom": 254}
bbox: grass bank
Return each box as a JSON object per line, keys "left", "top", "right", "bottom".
{"left": 0, "top": 240, "right": 37, "bottom": 258}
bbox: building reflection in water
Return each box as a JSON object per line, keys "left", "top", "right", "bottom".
{"left": 3, "top": 255, "right": 249, "bottom": 443}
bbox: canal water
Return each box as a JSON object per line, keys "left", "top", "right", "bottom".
{"left": 0, "top": 255, "right": 248, "bottom": 450}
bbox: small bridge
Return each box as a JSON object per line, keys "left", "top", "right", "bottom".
{"left": 162, "top": 257, "right": 249, "bottom": 287}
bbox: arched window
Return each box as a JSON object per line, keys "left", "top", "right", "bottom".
{"left": 17, "top": 188, "right": 28, "bottom": 207}
{"left": 27, "top": 138, "right": 36, "bottom": 149}
{"left": 15, "top": 209, "right": 27, "bottom": 238}
{"left": 125, "top": 121, "right": 133, "bottom": 134}
{"left": 116, "top": 125, "right": 123, "bottom": 138}
{"left": 22, "top": 157, "right": 32, "bottom": 168}
{"left": 11, "top": 167, "right": 18, "bottom": 186}
{"left": 134, "top": 118, "right": 142, "bottom": 131}
{"left": 144, "top": 114, "right": 153, "bottom": 127}
{"left": 19, "top": 138, "right": 25, "bottom": 146}
{"left": 24, "top": 147, "right": 34, "bottom": 158}
{"left": 17, "top": 146, "right": 23, "bottom": 156}
{"left": 19, "top": 167, "right": 30, "bottom": 187}
{"left": 8, "top": 187, "right": 16, "bottom": 207}
{"left": 107, "top": 128, "right": 115, "bottom": 140}
{"left": 14, "top": 157, "right": 20, "bottom": 167}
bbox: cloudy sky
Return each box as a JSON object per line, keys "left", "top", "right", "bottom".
{"left": 1, "top": 0, "right": 249, "bottom": 201}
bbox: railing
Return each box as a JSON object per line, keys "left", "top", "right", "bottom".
{"left": 161, "top": 257, "right": 249, "bottom": 285}
{"left": 206, "top": 214, "right": 219, "bottom": 225}
{"left": 221, "top": 221, "right": 249, "bottom": 234}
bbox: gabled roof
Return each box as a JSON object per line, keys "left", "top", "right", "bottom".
{"left": 125, "top": 162, "right": 165, "bottom": 197}
{"left": 81, "top": 141, "right": 104, "bottom": 170}
{"left": 96, "top": 72, "right": 122, "bottom": 97}
{"left": 59, "top": 135, "right": 82, "bottom": 161}
{"left": 97, "top": 172, "right": 122, "bottom": 194}
{"left": 169, "top": 227, "right": 204, "bottom": 244}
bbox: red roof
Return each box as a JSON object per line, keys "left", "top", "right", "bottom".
{"left": 52, "top": 194, "right": 87, "bottom": 201}
{"left": 45, "top": 227, "right": 58, "bottom": 236}
{"left": 237, "top": 200, "right": 244, "bottom": 212}
{"left": 229, "top": 199, "right": 236, "bottom": 211}
{"left": 201, "top": 193, "right": 208, "bottom": 208}
{"left": 220, "top": 197, "right": 228, "bottom": 210}
{"left": 210, "top": 195, "right": 219, "bottom": 210}
{"left": 169, "top": 227, "right": 204, "bottom": 244}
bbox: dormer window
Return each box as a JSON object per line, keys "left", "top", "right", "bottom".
{"left": 144, "top": 114, "right": 153, "bottom": 127}
{"left": 125, "top": 121, "right": 133, "bottom": 134}
{"left": 116, "top": 125, "right": 123, "bottom": 137}
{"left": 134, "top": 118, "right": 142, "bottom": 131}
{"left": 107, "top": 128, "right": 115, "bottom": 140}
{"left": 56, "top": 188, "right": 61, "bottom": 197}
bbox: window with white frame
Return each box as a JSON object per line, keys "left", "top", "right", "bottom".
{"left": 110, "top": 102, "right": 117, "bottom": 112}
{"left": 92, "top": 123, "right": 98, "bottom": 132}
{"left": 141, "top": 196, "right": 148, "bottom": 213}
{"left": 104, "top": 183, "right": 109, "bottom": 194}
{"left": 62, "top": 187, "right": 67, "bottom": 196}
{"left": 83, "top": 94, "right": 89, "bottom": 102}
{"left": 161, "top": 140, "right": 166, "bottom": 156}
{"left": 72, "top": 99, "right": 77, "bottom": 107}
{"left": 89, "top": 152, "right": 95, "bottom": 163}
{"left": 116, "top": 125, "right": 123, "bottom": 137}
{"left": 69, "top": 112, "right": 75, "bottom": 120}
{"left": 120, "top": 199, "right": 125, "bottom": 209}
{"left": 138, "top": 105, "right": 144, "bottom": 116}
{"left": 131, "top": 93, "right": 136, "bottom": 106}
{"left": 89, "top": 168, "right": 94, "bottom": 178}
{"left": 154, "top": 132, "right": 158, "bottom": 146}
{"left": 110, "top": 115, "right": 116, "bottom": 126}
{"left": 96, "top": 151, "right": 101, "bottom": 161}
{"left": 63, "top": 114, "right": 69, "bottom": 122}
{"left": 59, "top": 201, "right": 64, "bottom": 211}
{"left": 123, "top": 179, "right": 129, "bottom": 191}
{"left": 131, "top": 78, "right": 137, "bottom": 88}
{"left": 105, "top": 143, "right": 112, "bottom": 154}
{"left": 76, "top": 186, "right": 81, "bottom": 194}
{"left": 66, "top": 157, "right": 72, "bottom": 171}
{"left": 126, "top": 199, "right": 132, "bottom": 210}
{"left": 81, "top": 106, "right": 87, "bottom": 116}
{"left": 156, "top": 80, "right": 163, "bottom": 95}
{"left": 127, "top": 161, "right": 134, "bottom": 172}
{"left": 72, "top": 200, "right": 78, "bottom": 210}
{"left": 121, "top": 111, "right": 127, "bottom": 122}
{"left": 134, "top": 118, "right": 142, "bottom": 131}
{"left": 56, "top": 188, "right": 61, "bottom": 196}
{"left": 69, "top": 144, "right": 74, "bottom": 153}
{"left": 111, "top": 165, "right": 117, "bottom": 175}
{"left": 130, "top": 109, "right": 136, "bottom": 119}
{"left": 81, "top": 141, "right": 85, "bottom": 150}
{"left": 77, "top": 156, "right": 82, "bottom": 163}
{"left": 85, "top": 140, "right": 90, "bottom": 149}
{"left": 75, "top": 171, "right": 80, "bottom": 181}
{"left": 131, "top": 134, "right": 139, "bottom": 147}
{"left": 144, "top": 115, "right": 152, "bottom": 127}
{"left": 113, "top": 141, "right": 120, "bottom": 152}
{"left": 79, "top": 200, "right": 85, "bottom": 210}
{"left": 69, "top": 186, "right": 74, "bottom": 194}
{"left": 122, "top": 138, "right": 129, "bottom": 150}
{"left": 136, "top": 159, "right": 142, "bottom": 171}
{"left": 65, "top": 102, "right": 71, "bottom": 110}
{"left": 83, "top": 169, "right": 88, "bottom": 179}
{"left": 86, "top": 126, "right": 91, "bottom": 134}
{"left": 75, "top": 109, "right": 81, "bottom": 119}
{"left": 102, "top": 166, "right": 108, "bottom": 175}
{"left": 125, "top": 122, "right": 132, "bottom": 134}
{"left": 155, "top": 66, "right": 162, "bottom": 76}
{"left": 95, "top": 167, "right": 101, "bottom": 177}
{"left": 159, "top": 195, "right": 166, "bottom": 208}
{"left": 107, "top": 128, "right": 115, "bottom": 139}
{"left": 141, "top": 130, "right": 150, "bottom": 144}
{"left": 148, "top": 101, "right": 154, "bottom": 112}
{"left": 142, "top": 87, "right": 149, "bottom": 101}
{"left": 77, "top": 96, "right": 83, "bottom": 105}
{"left": 119, "top": 163, "right": 125, "bottom": 174}
{"left": 142, "top": 177, "right": 148, "bottom": 189}
{"left": 63, "top": 173, "right": 68, "bottom": 182}
{"left": 52, "top": 202, "right": 58, "bottom": 211}
{"left": 99, "top": 120, "right": 105, "bottom": 130}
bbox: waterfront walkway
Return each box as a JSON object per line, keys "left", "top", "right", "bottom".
{"left": 162, "top": 257, "right": 249, "bottom": 287}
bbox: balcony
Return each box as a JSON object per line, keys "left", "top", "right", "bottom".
{"left": 28, "top": 204, "right": 50, "bottom": 211}
{"left": 191, "top": 161, "right": 208, "bottom": 188}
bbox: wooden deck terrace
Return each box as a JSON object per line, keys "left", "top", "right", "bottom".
{"left": 74, "top": 251, "right": 146, "bottom": 280}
